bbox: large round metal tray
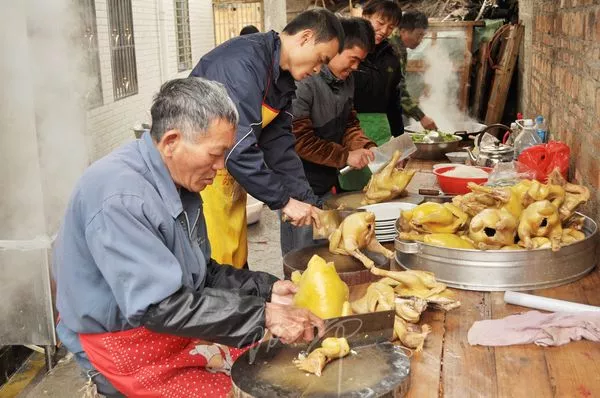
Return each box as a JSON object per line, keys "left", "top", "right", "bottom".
{"left": 324, "top": 191, "right": 424, "bottom": 210}
{"left": 393, "top": 213, "right": 598, "bottom": 291}
{"left": 283, "top": 243, "right": 390, "bottom": 286}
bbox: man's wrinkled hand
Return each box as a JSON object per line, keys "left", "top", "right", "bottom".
{"left": 270, "top": 280, "right": 297, "bottom": 306}
{"left": 420, "top": 115, "right": 438, "bottom": 130}
{"left": 265, "top": 303, "right": 325, "bottom": 345}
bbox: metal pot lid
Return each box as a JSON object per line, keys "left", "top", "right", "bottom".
{"left": 480, "top": 142, "right": 514, "bottom": 154}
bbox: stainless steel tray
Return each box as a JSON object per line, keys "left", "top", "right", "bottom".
{"left": 393, "top": 213, "right": 598, "bottom": 291}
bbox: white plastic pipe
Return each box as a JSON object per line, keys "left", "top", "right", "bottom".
{"left": 504, "top": 291, "right": 600, "bottom": 313}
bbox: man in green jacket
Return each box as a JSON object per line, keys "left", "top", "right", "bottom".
{"left": 390, "top": 11, "right": 438, "bottom": 131}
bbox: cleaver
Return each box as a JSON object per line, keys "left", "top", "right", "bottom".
{"left": 306, "top": 310, "right": 395, "bottom": 353}
{"left": 339, "top": 133, "right": 417, "bottom": 175}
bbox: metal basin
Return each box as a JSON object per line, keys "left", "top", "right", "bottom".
{"left": 393, "top": 213, "right": 598, "bottom": 291}
{"left": 411, "top": 137, "right": 463, "bottom": 160}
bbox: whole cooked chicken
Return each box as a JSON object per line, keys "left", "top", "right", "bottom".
{"left": 518, "top": 200, "right": 562, "bottom": 251}
{"left": 328, "top": 212, "right": 393, "bottom": 269}
{"left": 294, "top": 337, "right": 350, "bottom": 376}
{"left": 291, "top": 255, "right": 351, "bottom": 319}
{"left": 468, "top": 208, "right": 518, "bottom": 250}
{"left": 400, "top": 202, "right": 468, "bottom": 234}
{"left": 361, "top": 150, "right": 416, "bottom": 205}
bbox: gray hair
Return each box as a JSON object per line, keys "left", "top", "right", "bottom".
{"left": 150, "top": 77, "right": 239, "bottom": 142}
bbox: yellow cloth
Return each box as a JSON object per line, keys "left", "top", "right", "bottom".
{"left": 201, "top": 103, "right": 280, "bottom": 269}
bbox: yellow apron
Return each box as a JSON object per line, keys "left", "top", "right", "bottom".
{"left": 201, "top": 103, "right": 280, "bottom": 268}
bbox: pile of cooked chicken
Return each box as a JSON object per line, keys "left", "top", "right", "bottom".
{"left": 291, "top": 255, "right": 459, "bottom": 361}
{"left": 399, "top": 169, "right": 590, "bottom": 251}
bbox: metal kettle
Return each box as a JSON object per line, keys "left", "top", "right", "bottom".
{"left": 466, "top": 124, "right": 514, "bottom": 167}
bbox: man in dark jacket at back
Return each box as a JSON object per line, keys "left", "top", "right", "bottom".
{"left": 282, "top": 17, "right": 376, "bottom": 253}
{"left": 190, "top": 9, "right": 344, "bottom": 269}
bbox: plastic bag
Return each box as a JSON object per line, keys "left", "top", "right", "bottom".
{"left": 486, "top": 161, "right": 537, "bottom": 187}
{"left": 517, "top": 141, "right": 570, "bottom": 182}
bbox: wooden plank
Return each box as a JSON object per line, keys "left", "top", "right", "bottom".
{"left": 532, "top": 277, "right": 600, "bottom": 398}
{"left": 459, "top": 26, "right": 475, "bottom": 112}
{"left": 490, "top": 291, "right": 554, "bottom": 398}
{"left": 442, "top": 291, "right": 498, "bottom": 398}
{"left": 429, "top": 21, "right": 485, "bottom": 28}
{"left": 472, "top": 42, "right": 490, "bottom": 120}
{"left": 405, "top": 309, "right": 445, "bottom": 398}
{"left": 485, "top": 24, "right": 524, "bottom": 124}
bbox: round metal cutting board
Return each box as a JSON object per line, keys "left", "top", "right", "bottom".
{"left": 231, "top": 340, "right": 411, "bottom": 398}
{"left": 283, "top": 243, "right": 390, "bottom": 285}
{"left": 324, "top": 191, "right": 424, "bottom": 210}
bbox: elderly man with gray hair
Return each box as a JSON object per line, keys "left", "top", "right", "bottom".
{"left": 52, "top": 77, "right": 324, "bottom": 397}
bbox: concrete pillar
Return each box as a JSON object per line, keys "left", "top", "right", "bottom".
{"left": 264, "top": 0, "right": 287, "bottom": 32}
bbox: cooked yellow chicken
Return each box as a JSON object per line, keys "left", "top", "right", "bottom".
{"left": 560, "top": 228, "right": 586, "bottom": 244}
{"left": 518, "top": 200, "right": 563, "bottom": 251}
{"left": 393, "top": 316, "right": 431, "bottom": 352}
{"left": 361, "top": 150, "right": 416, "bottom": 205}
{"left": 465, "top": 182, "right": 524, "bottom": 218}
{"left": 468, "top": 208, "right": 518, "bottom": 250}
{"left": 294, "top": 337, "right": 350, "bottom": 376}
{"left": 522, "top": 180, "right": 565, "bottom": 209}
{"left": 395, "top": 297, "right": 428, "bottom": 323}
{"left": 399, "top": 232, "right": 475, "bottom": 249}
{"left": 351, "top": 281, "right": 395, "bottom": 314}
{"left": 328, "top": 212, "right": 393, "bottom": 269}
{"left": 292, "top": 255, "right": 350, "bottom": 319}
{"left": 370, "top": 268, "right": 446, "bottom": 299}
{"left": 400, "top": 202, "right": 469, "bottom": 234}
{"left": 547, "top": 169, "right": 591, "bottom": 221}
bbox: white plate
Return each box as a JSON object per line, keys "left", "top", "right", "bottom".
{"left": 377, "top": 236, "right": 395, "bottom": 243}
{"left": 359, "top": 202, "right": 417, "bottom": 221}
{"left": 376, "top": 233, "right": 397, "bottom": 239}
{"left": 375, "top": 225, "right": 396, "bottom": 231}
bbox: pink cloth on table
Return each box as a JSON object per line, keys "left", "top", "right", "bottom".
{"left": 468, "top": 311, "right": 600, "bottom": 347}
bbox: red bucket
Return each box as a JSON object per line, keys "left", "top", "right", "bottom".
{"left": 433, "top": 166, "right": 492, "bottom": 195}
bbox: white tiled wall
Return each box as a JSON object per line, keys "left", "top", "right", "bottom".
{"left": 86, "top": 0, "right": 216, "bottom": 159}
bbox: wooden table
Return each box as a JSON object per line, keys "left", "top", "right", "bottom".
{"left": 349, "top": 265, "right": 600, "bottom": 398}
{"left": 354, "top": 158, "right": 600, "bottom": 397}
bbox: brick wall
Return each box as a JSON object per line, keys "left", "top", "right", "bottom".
{"left": 519, "top": 0, "right": 600, "bottom": 223}
{"left": 86, "top": 0, "right": 215, "bottom": 159}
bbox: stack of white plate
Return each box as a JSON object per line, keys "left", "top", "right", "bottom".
{"left": 359, "top": 202, "right": 418, "bottom": 243}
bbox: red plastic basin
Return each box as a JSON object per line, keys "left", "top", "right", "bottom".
{"left": 433, "top": 166, "right": 492, "bottom": 195}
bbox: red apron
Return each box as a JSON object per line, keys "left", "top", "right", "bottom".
{"left": 79, "top": 327, "right": 249, "bottom": 397}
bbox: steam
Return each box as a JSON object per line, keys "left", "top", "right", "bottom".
{"left": 1, "top": 1, "right": 90, "bottom": 343}
{"left": 0, "top": 1, "right": 90, "bottom": 240}
{"left": 417, "top": 41, "right": 478, "bottom": 133}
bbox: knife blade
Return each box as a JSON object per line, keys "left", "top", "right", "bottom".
{"left": 306, "top": 310, "right": 395, "bottom": 353}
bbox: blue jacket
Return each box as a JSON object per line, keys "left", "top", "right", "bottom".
{"left": 190, "top": 31, "right": 319, "bottom": 209}
{"left": 54, "top": 133, "right": 277, "bottom": 354}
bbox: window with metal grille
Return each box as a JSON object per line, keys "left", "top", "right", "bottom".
{"left": 175, "top": 0, "right": 193, "bottom": 71}
{"left": 79, "top": 0, "right": 103, "bottom": 108}
{"left": 212, "top": 0, "right": 263, "bottom": 46}
{"left": 107, "top": 0, "right": 138, "bottom": 100}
